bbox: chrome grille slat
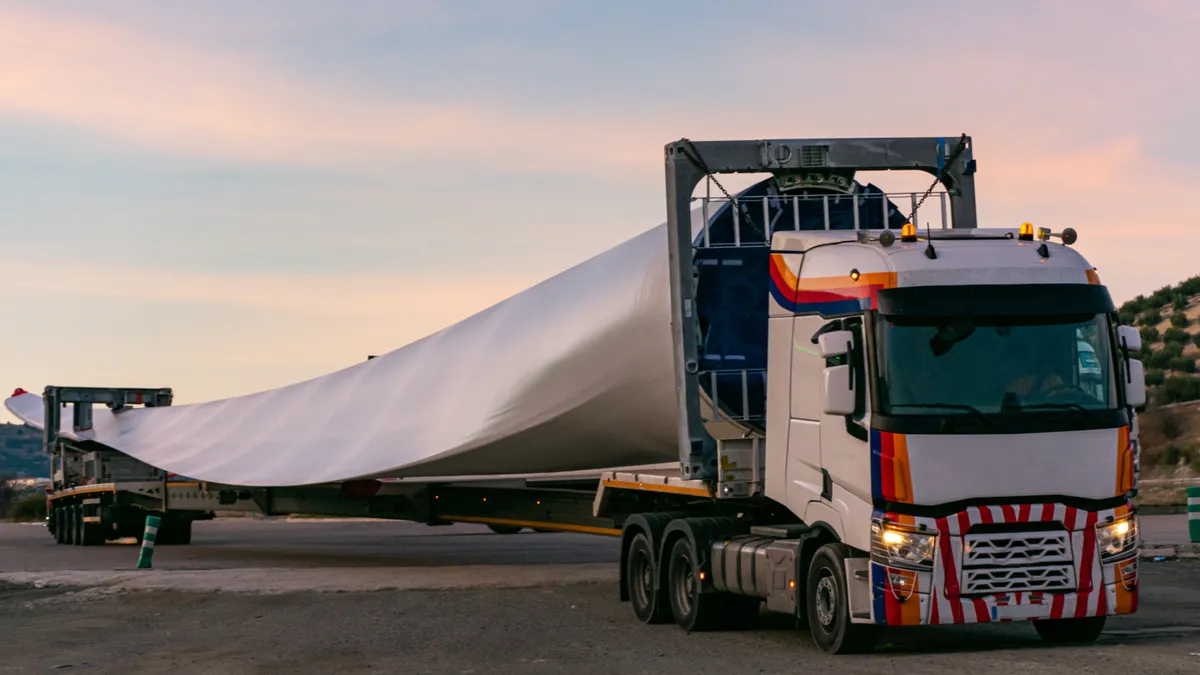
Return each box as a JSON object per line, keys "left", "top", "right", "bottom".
{"left": 963, "top": 531, "right": 1072, "bottom": 567}
{"left": 962, "top": 564, "right": 1076, "bottom": 595}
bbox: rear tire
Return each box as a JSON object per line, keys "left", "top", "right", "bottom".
{"left": 54, "top": 507, "right": 67, "bottom": 545}
{"left": 626, "top": 532, "right": 671, "bottom": 624}
{"left": 1033, "top": 616, "right": 1106, "bottom": 643}
{"left": 71, "top": 505, "right": 83, "bottom": 546}
{"left": 667, "top": 537, "right": 726, "bottom": 631}
{"left": 805, "top": 543, "right": 879, "bottom": 654}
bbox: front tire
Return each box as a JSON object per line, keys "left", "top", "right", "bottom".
{"left": 1034, "top": 616, "right": 1106, "bottom": 643}
{"left": 805, "top": 543, "right": 879, "bottom": 654}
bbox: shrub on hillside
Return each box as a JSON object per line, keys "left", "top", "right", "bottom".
{"left": 1146, "top": 344, "right": 1183, "bottom": 369}
{"left": 1145, "top": 369, "right": 1165, "bottom": 386}
{"left": 1173, "top": 297, "right": 1189, "bottom": 312}
{"left": 1118, "top": 309, "right": 1139, "bottom": 326}
{"left": 1121, "top": 294, "right": 1149, "bottom": 315}
{"left": 0, "top": 474, "right": 12, "bottom": 518}
{"left": 1162, "top": 375, "right": 1200, "bottom": 404}
{"left": 1160, "top": 444, "right": 1182, "bottom": 466}
{"left": 6, "top": 494, "right": 46, "bottom": 522}
{"left": 1195, "top": 333, "right": 1200, "bottom": 349}
{"left": 1170, "top": 312, "right": 1190, "bottom": 328}
{"left": 1168, "top": 356, "right": 1198, "bottom": 373}
{"left": 1139, "top": 309, "right": 1162, "bottom": 327}
{"left": 1158, "top": 443, "right": 1199, "bottom": 468}
{"left": 1159, "top": 410, "right": 1185, "bottom": 440}
{"left": 1180, "top": 276, "right": 1200, "bottom": 296}
{"left": 1151, "top": 285, "right": 1176, "bottom": 304}
{"left": 1140, "top": 326, "right": 1160, "bottom": 344}
{"left": 1164, "top": 327, "right": 1192, "bottom": 344}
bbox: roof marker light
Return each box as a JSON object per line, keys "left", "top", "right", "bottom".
{"left": 1061, "top": 228, "right": 1078, "bottom": 245}
{"left": 900, "top": 223, "right": 918, "bottom": 242}
{"left": 11, "top": 388, "right": 27, "bottom": 397}
{"left": 1018, "top": 222, "right": 1034, "bottom": 241}
{"left": 850, "top": 269, "right": 861, "bottom": 281}
{"left": 878, "top": 230, "right": 896, "bottom": 247}
{"left": 1037, "top": 227, "right": 1052, "bottom": 241}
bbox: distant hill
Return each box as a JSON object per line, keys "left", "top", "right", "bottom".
{"left": 1117, "top": 273, "right": 1200, "bottom": 407}
{"left": 0, "top": 423, "right": 46, "bottom": 479}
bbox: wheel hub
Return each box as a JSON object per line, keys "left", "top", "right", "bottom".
{"left": 815, "top": 575, "right": 837, "bottom": 628}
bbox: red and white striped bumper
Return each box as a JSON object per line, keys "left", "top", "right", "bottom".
{"left": 870, "top": 502, "right": 1138, "bottom": 626}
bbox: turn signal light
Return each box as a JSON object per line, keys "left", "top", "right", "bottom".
{"left": 900, "top": 223, "right": 917, "bottom": 242}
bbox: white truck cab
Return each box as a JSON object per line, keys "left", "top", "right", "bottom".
{"left": 764, "top": 225, "right": 1142, "bottom": 632}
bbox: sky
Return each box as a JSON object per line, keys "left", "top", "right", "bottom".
{"left": 2, "top": 0, "right": 1198, "bottom": 422}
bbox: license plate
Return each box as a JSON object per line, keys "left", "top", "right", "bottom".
{"left": 991, "top": 603, "right": 1048, "bottom": 621}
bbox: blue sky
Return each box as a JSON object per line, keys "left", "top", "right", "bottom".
{"left": 2, "top": 0, "right": 1198, "bottom": 420}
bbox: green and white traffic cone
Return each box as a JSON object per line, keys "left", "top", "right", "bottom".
{"left": 137, "top": 514, "right": 162, "bottom": 569}
{"left": 1188, "top": 486, "right": 1200, "bottom": 544}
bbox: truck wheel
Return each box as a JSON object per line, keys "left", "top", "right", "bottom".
{"left": 487, "top": 524, "right": 523, "bottom": 535}
{"left": 667, "top": 536, "right": 725, "bottom": 631}
{"left": 54, "top": 507, "right": 67, "bottom": 545}
{"left": 626, "top": 532, "right": 671, "bottom": 623}
{"left": 80, "top": 520, "right": 104, "bottom": 546}
{"left": 805, "top": 543, "right": 879, "bottom": 654}
{"left": 1033, "top": 616, "right": 1106, "bottom": 643}
{"left": 71, "top": 505, "right": 83, "bottom": 546}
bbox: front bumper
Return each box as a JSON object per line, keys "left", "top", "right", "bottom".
{"left": 868, "top": 502, "right": 1138, "bottom": 626}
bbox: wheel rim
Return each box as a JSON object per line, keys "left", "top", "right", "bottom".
{"left": 630, "top": 548, "right": 653, "bottom": 611}
{"left": 815, "top": 573, "right": 837, "bottom": 629}
{"left": 671, "top": 547, "right": 694, "bottom": 616}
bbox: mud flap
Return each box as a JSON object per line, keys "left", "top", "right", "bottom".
{"left": 844, "top": 557, "right": 874, "bottom": 624}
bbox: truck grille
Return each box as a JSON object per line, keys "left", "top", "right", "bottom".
{"left": 962, "top": 564, "right": 1076, "bottom": 595}
{"left": 959, "top": 529, "right": 1076, "bottom": 595}
{"left": 963, "top": 531, "right": 1072, "bottom": 567}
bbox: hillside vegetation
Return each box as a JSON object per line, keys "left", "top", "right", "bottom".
{"left": 1116, "top": 274, "right": 1200, "bottom": 484}
{"left": 1118, "top": 273, "right": 1200, "bottom": 406}
{"left": 0, "top": 423, "right": 44, "bottom": 478}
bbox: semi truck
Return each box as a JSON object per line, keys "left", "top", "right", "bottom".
{"left": 7, "top": 134, "right": 1148, "bottom": 654}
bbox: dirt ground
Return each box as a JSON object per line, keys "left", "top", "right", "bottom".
{"left": 0, "top": 520, "right": 1198, "bottom": 674}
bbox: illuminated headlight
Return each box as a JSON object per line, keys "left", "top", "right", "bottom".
{"left": 871, "top": 521, "right": 936, "bottom": 570}
{"left": 1096, "top": 514, "right": 1138, "bottom": 562}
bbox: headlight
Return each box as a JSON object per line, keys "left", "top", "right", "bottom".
{"left": 1096, "top": 514, "right": 1138, "bottom": 562}
{"left": 871, "top": 521, "right": 936, "bottom": 569}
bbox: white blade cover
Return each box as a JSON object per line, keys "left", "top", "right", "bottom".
{"left": 5, "top": 224, "right": 682, "bottom": 486}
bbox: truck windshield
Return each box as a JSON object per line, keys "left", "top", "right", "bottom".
{"left": 874, "top": 313, "right": 1119, "bottom": 416}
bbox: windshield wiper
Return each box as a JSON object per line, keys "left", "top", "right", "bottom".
{"left": 1010, "top": 402, "right": 1108, "bottom": 424}
{"left": 888, "top": 403, "right": 1001, "bottom": 429}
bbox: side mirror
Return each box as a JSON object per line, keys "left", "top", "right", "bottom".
{"left": 823, "top": 365, "right": 856, "bottom": 416}
{"left": 1117, "top": 325, "right": 1141, "bottom": 352}
{"left": 1125, "top": 358, "right": 1146, "bottom": 408}
{"left": 818, "top": 330, "right": 854, "bottom": 359}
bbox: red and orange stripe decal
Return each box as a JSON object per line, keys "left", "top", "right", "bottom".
{"left": 1115, "top": 426, "right": 1134, "bottom": 496}
{"left": 871, "top": 430, "right": 913, "bottom": 504}
{"left": 769, "top": 255, "right": 897, "bottom": 315}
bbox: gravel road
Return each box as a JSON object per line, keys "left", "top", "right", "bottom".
{"left": 0, "top": 519, "right": 1196, "bottom": 674}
